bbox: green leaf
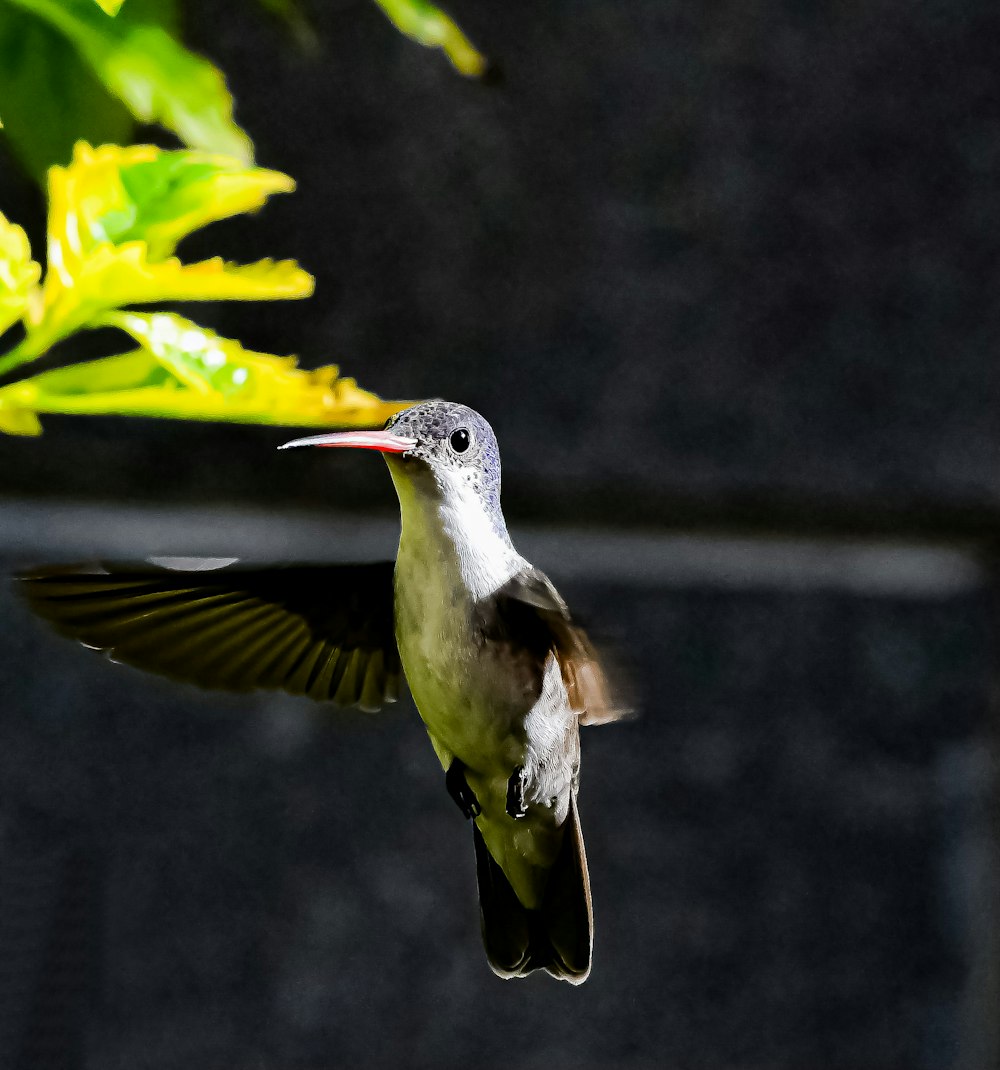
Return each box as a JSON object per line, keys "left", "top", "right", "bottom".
{"left": 0, "top": 404, "right": 42, "bottom": 435}
{"left": 0, "top": 2, "right": 133, "bottom": 180}
{"left": 255, "top": 0, "right": 317, "bottom": 51}
{"left": 72, "top": 250, "right": 315, "bottom": 310}
{"left": 372, "top": 0, "right": 488, "bottom": 77}
{"left": 0, "top": 312, "right": 411, "bottom": 434}
{"left": 0, "top": 348, "right": 162, "bottom": 434}
{"left": 93, "top": 0, "right": 125, "bottom": 15}
{"left": 4, "top": 0, "right": 251, "bottom": 160}
{"left": 0, "top": 143, "right": 311, "bottom": 372}
{"left": 46, "top": 142, "right": 296, "bottom": 262}
{"left": 0, "top": 211, "right": 42, "bottom": 339}
{"left": 126, "top": 0, "right": 179, "bottom": 36}
{"left": 22, "top": 348, "right": 161, "bottom": 394}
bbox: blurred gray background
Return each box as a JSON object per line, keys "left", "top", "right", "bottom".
{"left": 1, "top": 0, "right": 999, "bottom": 1067}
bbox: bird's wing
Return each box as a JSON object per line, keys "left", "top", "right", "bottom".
{"left": 17, "top": 561, "right": 401, "bottom": 711}
{"left": 489, "top": 568, "right": 630, "bottom": 726}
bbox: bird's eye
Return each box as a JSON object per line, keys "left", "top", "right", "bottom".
{"left": 449, "top": 428, "right": 471, "bottom": 453}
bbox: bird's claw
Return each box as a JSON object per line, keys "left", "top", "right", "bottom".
{"left": 506, "top": 766, "right": 527, "bottom": 819}
{"left": 446, "top": 759, "right": 481, "bottom": 820}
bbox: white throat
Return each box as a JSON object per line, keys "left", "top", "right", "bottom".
{"left": 391, "top": 465, "right": 523, "bottom": 602}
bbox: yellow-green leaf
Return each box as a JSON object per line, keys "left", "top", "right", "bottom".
{"left": 4, "top": 0, "right": 250, "bottom": 159}
{"left": 0, "top": 143, "right": 311, "bottom": 366}
{"left": 46, "top": 142, "right": 296, "bottom": 263}
{"left": 106, "top": 310, "right": 407, "bottom": 426}
{"left": 94, "top": 0, "right": 125, "bottom": 15}
{"left": 372, "top": 0, "right": 487, "bottom": 77}
{"left": 0, "top": 348, "right": 161, "bottom": 434}
{"left": 0, "top": 401, "right": 42, "bottom": 436}
{"left": 105, "top": 254, "right": 314, "bottom": 304}
{"left": 36, "top": 248, "right": 312, "bottom": 351}
{"left": 0, "top": 311, "right": 412, "bottom": 434}
{"left": 0, "top": 211, "right": 42, "bottom": 338}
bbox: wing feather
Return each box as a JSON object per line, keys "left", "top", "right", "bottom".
{"left": 17, "top": 561, "right": 400, "bottom": 711}
{"left": 486, "top": 567, "right": 631, "bottom": 726}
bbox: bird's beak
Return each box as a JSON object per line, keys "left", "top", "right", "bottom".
{"left": 278, "top": 430, "right": 418, "bottom": 454}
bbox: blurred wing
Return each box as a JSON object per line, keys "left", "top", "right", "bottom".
{"left": 489, "top": 568, "right": 631, "bottom": 726}
{"left": 17, "top": 561, "right": 401, "bottom": 711}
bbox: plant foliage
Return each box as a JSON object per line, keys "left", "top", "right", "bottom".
{"left": 0, "top": 143, "right": 408, "bottom": 436}
{"left": 0, "top": 0, "right": 250, "bottom": 180}
{"left": 0, "top": 0, "right": 476, "bottom": 438}
{"left": 372, "top": 0, "right": 487, "bottom": 77}
{"left": 0, "top": 0, "right": 486, "bottom": 181}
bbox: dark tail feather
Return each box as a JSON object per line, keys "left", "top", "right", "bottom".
{"left": 473, "top": 797, "right": 593, "bottom": 984}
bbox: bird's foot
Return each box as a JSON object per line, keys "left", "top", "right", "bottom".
{"left": 446, "top": 759, "right": 481, "bottom": 820}
{"left": 506, "top": 766, "right": 527, "bottom": 819}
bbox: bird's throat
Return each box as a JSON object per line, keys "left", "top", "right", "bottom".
{"left": 387, "top": 459, "right": 522, "bottom": 602}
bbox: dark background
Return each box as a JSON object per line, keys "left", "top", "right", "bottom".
{"left": 1, "top": 0, "right": 999, "bottom": 1067}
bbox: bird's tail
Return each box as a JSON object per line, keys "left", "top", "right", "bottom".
{"left": 472, "top": 796, "right": 593, "bottom": 984}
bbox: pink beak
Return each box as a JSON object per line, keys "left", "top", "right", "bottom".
{"left": 278, "top": 430, "right": 417, "bottom": 454}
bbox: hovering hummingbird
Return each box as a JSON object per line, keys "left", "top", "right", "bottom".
{"left": 19, "top": 400, "right": 626, "bottom": 983}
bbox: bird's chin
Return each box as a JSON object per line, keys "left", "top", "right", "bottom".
{"left": 385, "top": 451, "right": 423, "bottom": 472}
{"left": 385, "top": 451, "right": 439, "bottom": 504}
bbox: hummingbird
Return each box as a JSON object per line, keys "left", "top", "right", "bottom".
{"left": 18, "top": 400, "right": 626, "bottom": 983}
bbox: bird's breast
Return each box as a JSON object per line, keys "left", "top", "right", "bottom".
{"left": 393, "top": 533, "right": 536, "bottom": 776}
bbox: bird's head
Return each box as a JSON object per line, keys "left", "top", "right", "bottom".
{"left": 280, "top": 400, "right": 506, "bottom": 534}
